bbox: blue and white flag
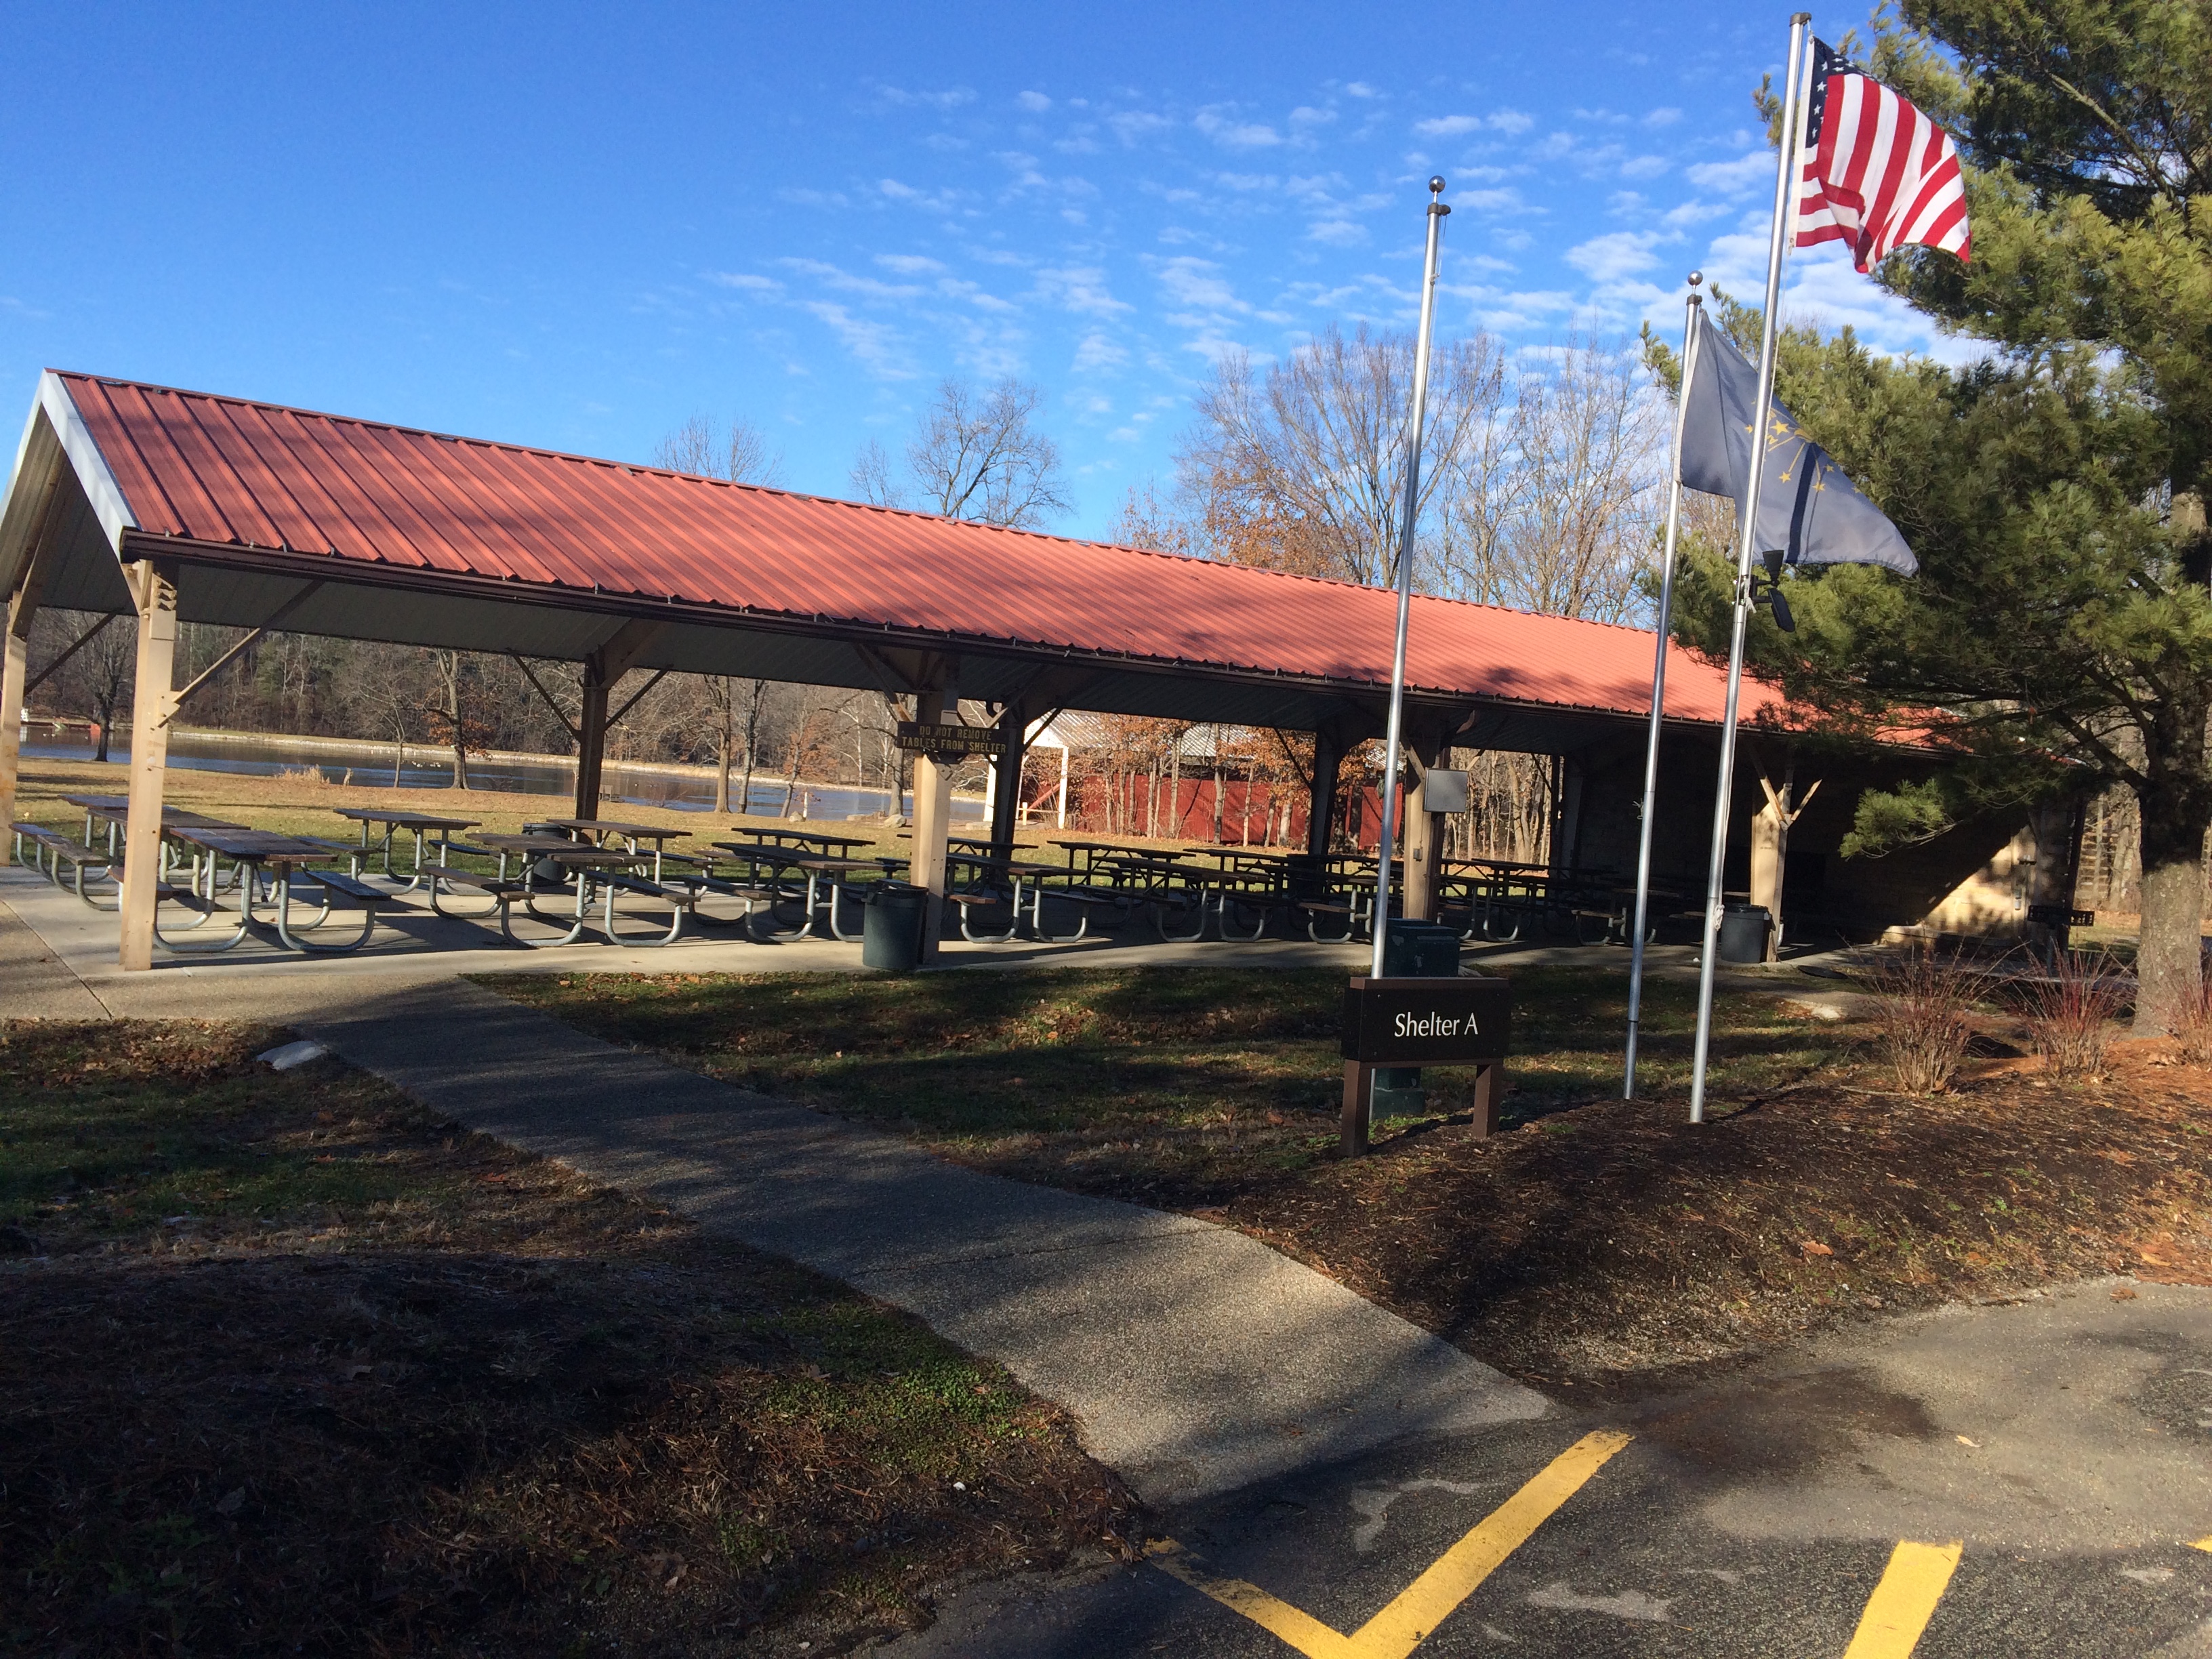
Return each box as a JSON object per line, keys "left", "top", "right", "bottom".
{"left": 1675, "top": 307, "right": 1918, "bottom": 577}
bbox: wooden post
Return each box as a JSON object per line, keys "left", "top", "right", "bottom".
{"left": 1307, "top": 729, "right": 1341, "bottom": 857}
{"left": 1469, "top": 1061, "right": 1502, "bottom": 1137}
{"left": 1340, "top": 1059, "right": 1373, "bottom": 1157}
{"left": 117, "top": 560, "right": 180, "bottom": 970}
{"left": 0, "top": 605, "right": 26, "bottom": 862}
{"left": 987, "top": 703, "right": 1026, "bottom": 846}
{"left": 907, "top": 689, "right": 954, "bottom": 962}
{"left": 1401, "top": 725, "right": 1449, "bottom": 922}
{"left": 1750, "top": 758, "right": 1818, "bottom": 962}
{"left": 573, "top": 676, "right": 608, "bottom": 819}
{"left": 573, "top": 619, "right": 662, "bottom": 821}
{"left": 1, "top": 455, "right": 68, "bottom": 865}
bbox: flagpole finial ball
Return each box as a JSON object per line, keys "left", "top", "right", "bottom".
{"left": 1429, "top": 175, "right": 1446, "bottom": 193}
{"left": 1688, "top": 270, "right": 1704, "bottom": 287}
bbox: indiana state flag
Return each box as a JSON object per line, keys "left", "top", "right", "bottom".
{"left": 1674, "top": 307, "right": 1917, "bottom": 577}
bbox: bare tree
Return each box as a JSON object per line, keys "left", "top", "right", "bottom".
{"left": 1460, "top": 336, "right": 1662, "bottom": 622}
{"left": 77, "top": 619, "right": 137, "bottom": 762}
{"left": 654, "top": 414, "right": 785, "bottom": 487}
{"left": 853, "top": 377, "right": 1071, "bottom": 529}
{"left": 1179, "top": 323, "right": 1509, "bottom": 588}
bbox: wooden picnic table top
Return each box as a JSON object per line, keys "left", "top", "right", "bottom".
{"left": 469, "top": 833, "right": 648, "bottom": 863}
{"left": 947, "top": 851, "right": 1067, "bottom": 878}
{"left": 538, "top": 816, "right": 693, "bottom": 843}
{"left": 724, "top": 827, "right": 872, "bottom": 851}
{"left": 333, "top": 807, "right": 480, "bottom": 831}
{"left": 62, "top": 794, "right": 235, "bottom": 828}
{"left": 163, "top": 825, "right": 354, "bottom": 865}
{"left": 790, "top": 855, "right": 901, "bottom": 875}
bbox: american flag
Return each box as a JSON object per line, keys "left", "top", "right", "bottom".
{"left": 1795, "top": 39, "right": 1970, "bottom": 272}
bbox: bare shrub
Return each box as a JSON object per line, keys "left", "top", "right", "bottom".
{"left": 273, "top": 764, "right": 331, "bottom": 790}
{"left": 1867, "top": 946, "right": 1979, "bottom": 1094}
{"left": 2173, "top": 958, "right": 2212, "bottom": 1067}
{"left": 2013, "top": 950, "right": 2130, "bottom": 1081}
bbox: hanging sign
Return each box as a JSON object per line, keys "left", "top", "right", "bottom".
{"left": 896, "top": 721, "right": 1009, "bottom": 759}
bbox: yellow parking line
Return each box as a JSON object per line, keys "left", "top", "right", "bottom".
{"left": 1149, "top": 1429, "right": 1633, "bottom": 1659}
{"left": 1841, "top": 1540, "right": 1963, "bottom": 1659}
{"left": 2190, "top": 1536, "right": 2212, "bottom": 1555}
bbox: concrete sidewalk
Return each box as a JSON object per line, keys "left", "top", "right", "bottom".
{"left": 0, "top": 865, "right": 1547, "bottom": 1504}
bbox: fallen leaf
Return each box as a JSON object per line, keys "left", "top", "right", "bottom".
{"left": 1956, "top": 1435, "right": 1980, "bottom": 1448}
{"left": 216, "top": 1487, "right": 245, "bottom": 1515}
{"left": 1800, "top": 1240, "right": 1834, "bottom": 1257}
{"left": 2113, "top": 1286, "right": 2140, "bottom": 1301}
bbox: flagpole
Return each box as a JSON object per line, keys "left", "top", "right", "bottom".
{"left": 1624, "top": 278, "right": 1704, "bottom": 1100}
{"left": 1687, "top": 14, "right": 1811, "bottom": 1124}
{"left": 1367, "top": 177, "right": 1450, "bottom": 988}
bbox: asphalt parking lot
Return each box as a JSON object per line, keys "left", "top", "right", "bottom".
{"left": 887, "top": 1280, "right": 2212, "bottom": 1657}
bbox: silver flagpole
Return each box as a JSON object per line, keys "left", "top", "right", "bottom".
{"left": 1368, "top": 176, "right": 1451, "bottom": 985}
{"left": 1624, "top": 277, "right": 1705, "bottom": 1100}
{"left": 1687, "top": 14, "right": 1811, "bottom": 1124}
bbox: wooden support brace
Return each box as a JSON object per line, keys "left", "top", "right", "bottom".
{"left": 22, "top": 613, "right": 115, "bottom": 699}
{"left": 155, "top": 581, "right": 323, "bottom": 727}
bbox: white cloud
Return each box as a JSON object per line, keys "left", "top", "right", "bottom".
{"left": 1289, "top": 105, "right": 1336, "bottom": 127}
{"left": 1036, "top": 265, "right": 1132, "bottom": 316}
{"left": 875, "top": 254, "right": 946, "bottom": 275}
{"left": 874, "top": 84, "right": 976, "bottom": 111}
{"left": 1196, "top": 106, "right": 1284, "bottom": 149}
{"left": 779, "top": 257, "right": 923, "bottom": 300}
{"left": 1414, "top": 115, "right": 1484, "bottom": 138}
{"left": 876, "top": 178, "right": 970, "bottom": 213}
{"left": 1109, "top": 110, "right": 1174, "bottom": 146}
{"left": 1645, "top": 106, "right": 1683, "bottom": 127}
{"left": 1017, "top": 90, "right": 1051, "bottom": 112}
{"left": 708, "top": 272, "right": 783, "bottom": 294}
{"left": 1308, "top": 219, "right": 1368, "bottom": 247}
{"left": 1565, "top": 230, "right": 1664, "bottom": 283}
{"left": 800, "top": 302, "right": 912, "bottom": 377}
{"left": 1153, "top": 255, "right": 1245, "bottom": 312}
{"left": 1620, "top": 155, "right": 1670, "bottom": 180}
{"left": 1345, "top": 81, "right": 1380, "bottom": 98}
{"left": 1686, "top": 149, "right": 1774, "bottom": 195}
{"left": 1489, "top": 109, "right": 1534, "bottom": 135}
{"left": 1073, "top": 331, "right": 1129, "bottom": 371}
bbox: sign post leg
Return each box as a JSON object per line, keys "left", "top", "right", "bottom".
{"left": 1471, "top": 1061, "right": 1503, "bottom": 1139}
{"left": 1340, "top": 1059, "right": 1373, "bottom": 1158}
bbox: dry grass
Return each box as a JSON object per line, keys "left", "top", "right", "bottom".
{"left": 0, "top": 1021, "right": 1136, "bottom": 1657}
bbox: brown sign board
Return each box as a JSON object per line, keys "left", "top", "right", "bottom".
{"left": 896, "top": 721, "right": 1010, "bottom": 758}
{"left": 1340, "top": 975, "right": 1511, "bottom": 1065}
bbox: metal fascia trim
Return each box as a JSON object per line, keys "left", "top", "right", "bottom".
{"left": 35, "top": 373, "right": 138, "bottom": 551}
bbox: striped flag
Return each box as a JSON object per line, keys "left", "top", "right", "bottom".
{"left": 1795, "top": 39, "right": 1970, "bottom": 272}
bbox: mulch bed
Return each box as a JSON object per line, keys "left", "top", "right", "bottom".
{"left": 1181, "top": 1042, "right": 2212, "bottom": 1390}
{"left": 0, "top": 1022, "right": 1136, "bottom": 1658}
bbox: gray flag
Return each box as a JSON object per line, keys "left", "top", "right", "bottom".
{"left": 1675, "top": 308, "right": 1917, "bottom": 576}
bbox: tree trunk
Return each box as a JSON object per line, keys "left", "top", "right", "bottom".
{"left": 2135, "top": 771, "right": 2211, "bottom": 1032}
{"left": 713, "top": 686, "right": 733, "bottom": 814}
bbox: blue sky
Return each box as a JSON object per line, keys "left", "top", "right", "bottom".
{"left": 0, "top": 2, "right": 1950, "bottom": 541}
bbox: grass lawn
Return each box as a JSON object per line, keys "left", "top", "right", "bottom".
{"left": 489, "top": 964, "right": 2212, "bottom": 1388}
{"left": 0, "top": 1021, "right": 1135, "bottom": 1658}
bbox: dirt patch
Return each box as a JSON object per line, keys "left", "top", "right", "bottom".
{"left": 0, "top": 1021, "right": 1136, "bottom": 1657}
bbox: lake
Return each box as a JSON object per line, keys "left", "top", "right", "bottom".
{"left": 22, "top": 729, "right": 985, "bottom": 821}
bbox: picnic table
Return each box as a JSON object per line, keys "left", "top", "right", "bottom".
{"left": 334, "top": 806, "right": 479, "bottom": 891}
{"left": 1044, "top": 838, "right": 1189, "bottom": 882}
{"left": 157, "top": 825, "right": 391, "bottom": 954}
{"left": 787, "top": 855, "right": 906, "bottom": 941}
{"left": 536, "top": 816, "right": 692, "bottom": 879}
{"left": 942, "top": 851, "right": 1116, "bottom": 943}
{"left": 724, "top": 827, "right": 873, "bottom": 857}
{"left": 427, "top": 834, "right": 695, "bottom": 947}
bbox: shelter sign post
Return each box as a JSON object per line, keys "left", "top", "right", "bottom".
{"left": 1340, "top": 977, "right": 1511, "bottom": 1155}
{"left": 1367, "top": 176, "right": 1451, "bottom": 985}
{"left": 1686, "top": 12, "right": 1813, "bottom": 1123}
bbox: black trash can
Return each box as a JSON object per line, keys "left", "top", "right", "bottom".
{"left": 861, "top": 882, "right": 928, "bottom": 972}
{"left": 1718, "top": 903, "right": 1772, "bottom": 964}
{"left": 520, "top": 821, "right": 568, "bottom": 885}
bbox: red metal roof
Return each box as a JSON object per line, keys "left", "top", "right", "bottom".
{"left": 56, "top": 371, "right": 1780, "bottom": 725}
